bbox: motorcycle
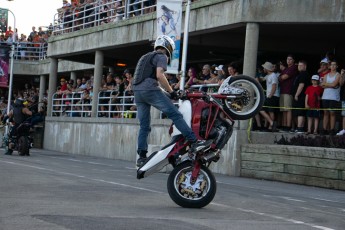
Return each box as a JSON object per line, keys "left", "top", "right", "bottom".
{"left": 137, "top": 75, "right": 264, "bottom": 208}
{"left": 3, "top": 118, "right": 34, "bottom": 156}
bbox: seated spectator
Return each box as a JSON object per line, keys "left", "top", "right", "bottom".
{"left": 185, "top": 67, "right": 197, "bottom": 89}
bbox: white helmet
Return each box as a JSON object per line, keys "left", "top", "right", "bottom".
{"left": 154, "top": 35, "right": 175, "bottom": 63}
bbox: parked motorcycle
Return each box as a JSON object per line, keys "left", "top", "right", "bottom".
{"left": 3, "top": 118, "right": 33, "bottom": 156}
{"left": 137, "top": 75, "right": 264, "bottom": 208}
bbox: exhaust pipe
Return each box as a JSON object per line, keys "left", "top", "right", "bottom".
{"left": 202, "top": 149, "right": 221, "bottom": 163}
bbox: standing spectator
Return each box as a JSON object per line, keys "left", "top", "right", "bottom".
{"left": 5, "top": 26, "right": 13, "bottom": 38}
{"left": 291, "top": 60, "right": 309, "bottom": 133}
{"left": 305, "top": 75, "right": 323, "bottom": 135}
{"left": 218, "top": 61, "right": 242, "bottom": 94}
{"left": 321, "top": 60, "right": 341, "bottom": 135}
{"left": 112, "top": 75, "right": 125, "bottom": 117}
{"left": 336, "top": 69, "right": 345, "bottom": 135}
{"left": 318, "top": 58, "right": 330, "bottom": 83}
{"left": 37, "top": 27, "right": 45, "bottom": 36}
{"left": 278, "top": 54, "right": 298, "bottom": 132}
{"left": 261, "top": 61, "right": 279, "bottom": 131}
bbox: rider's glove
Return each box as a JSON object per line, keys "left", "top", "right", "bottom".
{"left": 170, "top": 90, "right": 179, "bottom": 100}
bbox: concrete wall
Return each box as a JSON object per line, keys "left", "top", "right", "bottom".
{"left": 43, "top": 117, "right": 247, "bottom": 176}
{"left": 47, "top": 0, "right": 345, "bottom": 58}
{"left": 13, "top": 60, "right": 94, "bottom": 76}
{"left": 241, "top": 144, "right": 345, "bottom": 190}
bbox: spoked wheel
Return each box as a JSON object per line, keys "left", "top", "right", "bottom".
{"left": 17, "top": 136, "right": 29, "bottom": 156}
{"left": 167, "top": 161, "right": 216, "bottom": 208}
{"left": 223, "top": 75, "right": 264, "bottom": 120}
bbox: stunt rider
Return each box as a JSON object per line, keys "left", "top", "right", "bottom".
{"left": 132, "top": 35, "right": 209, "bottom": 167}
{"left": 4, "top": 97, "right": 32, "bottom": 155}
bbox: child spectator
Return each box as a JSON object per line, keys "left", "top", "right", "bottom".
{"left": 305, "top": 75, "right": 323, "bottom": 135}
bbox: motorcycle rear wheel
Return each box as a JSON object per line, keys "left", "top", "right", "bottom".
{"left": 17, "top": 136, "right": 29, "bottom": 155}
{"left": 167, "top": 161, "right": 216, "bottom": 208}
{"left": 223, "top": 75, "right": 264, "bottom": 120}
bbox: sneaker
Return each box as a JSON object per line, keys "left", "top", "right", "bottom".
{"left": 336, "top": 129, "right": 345, "bottom": 136}
{"left": 296, "top": 128, "right": 304, "bottom": 134}
{"left": 136, "top": 157, "right": 147, "bottom": 167}
{"left": 289, "top": 129, "right": 296, "bottom": 133}
{"left": 190, "top": 139, "right": 213, "bottom": 152}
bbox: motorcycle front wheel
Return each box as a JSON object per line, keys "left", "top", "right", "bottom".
{"left": 223, "top": 75, "right": 264, "bottom": 120}
{"left": 17, "top": 136, "right": 29, "bottom": 155}
{"left": 167, "top": 161, "right": 216, "bottom": 208}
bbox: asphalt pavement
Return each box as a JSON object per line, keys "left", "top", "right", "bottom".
{"left": 0, "top": 148, "right": 344, "bottom": 230}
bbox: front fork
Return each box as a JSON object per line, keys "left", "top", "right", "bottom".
{"left": 190, "top": 160, "right": 201, "bottom": 184}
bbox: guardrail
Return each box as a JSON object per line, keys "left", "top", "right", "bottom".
{"left": 0, "top": 42, "right": 48, "bottom": 61}
{"left": 53, "top": 0, "right": 157, "bottom": 35}
{"left": 51, "top": 84, "right": 219, "bottom": 118}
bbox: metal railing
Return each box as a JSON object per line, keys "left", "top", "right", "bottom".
{"left": 51, "top": 90, "right": 137, "bottom": 118}
{"left": 53, "top": 0, "right": 156, "bottom": 35}
{"left": 0, "top": 41, "right": 48, "bottom": 60}
{"left": 52, "top": 92, "right": 92, "bottom": 117}
{"left": 50, "top": 84, "right": 219, "bottom": 118}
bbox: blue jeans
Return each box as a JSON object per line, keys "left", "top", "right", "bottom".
{"left": 134, "top": 90, "right": 197, "bottom": 152}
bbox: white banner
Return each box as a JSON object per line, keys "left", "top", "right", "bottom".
{"left": 156, "top": 0, "right": 183, "bottom": 74}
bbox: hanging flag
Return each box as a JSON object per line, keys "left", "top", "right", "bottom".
{"left": 0, "top": 8, "right": 8, "bottom": 34}
{"left": 0, "top": 46, "right": 10, "bottom": 88}
{"left": 157, "top": 0, "right": 183, "bottom": 74}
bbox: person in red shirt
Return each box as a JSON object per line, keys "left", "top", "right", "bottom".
{"left": 305, "top": 75, "right": 324, "bottom": 134}
{"left": 5, "top": 26, "right": 13, "bottom": 37}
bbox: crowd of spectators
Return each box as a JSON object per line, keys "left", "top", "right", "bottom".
{"left": 57, "top": 0, "right": 199, "bottom": 33}
{"left": 0, "top": 25, "right": 52, "bottom": 60}
{"left": 253, "top": 54, "right": 345, "bottom": 136}
{"left": 53, "top": 69, "right": 135, "bottom": 118}
{"left": 163, "top": 53, "right": 345, "bottom": 136}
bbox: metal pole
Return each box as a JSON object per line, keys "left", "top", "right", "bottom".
{"left": 5, "top": 9, "right": 16, "bottom": 134}
{"left": 179, "top": 0, "right": 191, "bottom": 91}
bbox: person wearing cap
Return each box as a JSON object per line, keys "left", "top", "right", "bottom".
{"left": 336, "top": 69, "right": 345, "bottom": 135}
{"left": 320, "top": 60, "right": 341, "bottom": 135}
{"left": 317, "top": 57, "right": 330, "bottom": 83}
{"left": 278, "top": 54, "right": 299, "bottom": 132}
{"left": 256, "top": 62, "right": 278, "bottom": 131}
{"left": 305, "top": 75, "right": 323, "bottom": 135}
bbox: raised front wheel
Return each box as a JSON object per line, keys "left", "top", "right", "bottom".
{"left": 223, "top": 75, "right": 264, "bottom": 120}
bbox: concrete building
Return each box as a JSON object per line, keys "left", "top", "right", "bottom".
{"left": 8, "top": 0, "right": 345, "bottom": 177}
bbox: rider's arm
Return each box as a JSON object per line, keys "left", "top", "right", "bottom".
{"left": 22, "top": 108, "right": 33, "bottom": 116}
{"left": 157, "top": 67, "right": 174, "bottom": 93}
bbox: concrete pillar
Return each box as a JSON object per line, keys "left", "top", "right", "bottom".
{"left": 39, "top": 75, "right": 46, "bottom": 110}
{"left": 47, "top": 58, "right": 58, "bottom": 116}
{"left": 243, "top": 23, "right": 259, "bottom": 78}
{"left": 70, "top": 71, "right": 77, "bottom": 86}
{"left": 91, "top": 50, "right": 104, "bottom": 117}
{"left": 241, "top": 22, "right": 260, "bottom": 130}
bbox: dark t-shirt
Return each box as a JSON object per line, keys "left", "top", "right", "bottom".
{"left": 132, "top": 52, "right": 168, "bottom": 91}
{"left": 279, "top": 64, "right": 298, "bottom": 95}
{"left": 291, "top": 71, "right": 309, "bottom": 97}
